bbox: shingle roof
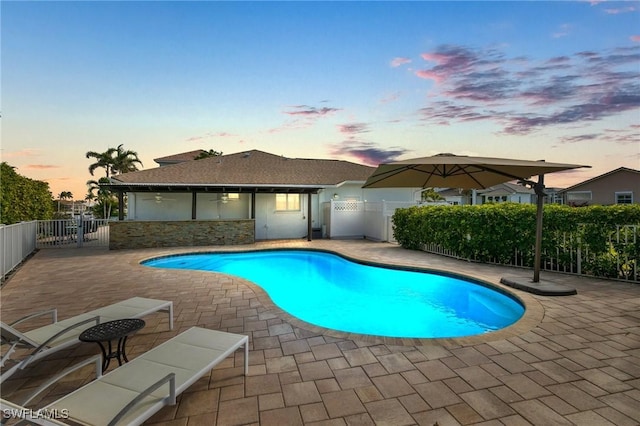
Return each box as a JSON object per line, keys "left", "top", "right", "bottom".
{"left": 153, "top": 150, "right": 207, "bottom": 165}
{"left": 477, "top": 182, "right": 534, "bottom": 196}
{"left": 111, "top": 150, "right": 376, "bottom": 191}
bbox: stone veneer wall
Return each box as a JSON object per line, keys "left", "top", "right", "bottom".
{"left": 109, "top": 220, "right": 255, "bottom": 249}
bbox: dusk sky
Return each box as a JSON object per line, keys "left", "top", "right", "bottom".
{"left": 2, "top": 1, "right": 639, "bottom": 199}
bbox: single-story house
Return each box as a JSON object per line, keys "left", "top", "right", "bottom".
{"left": 436, "top": 183, "right": 538, "bottom": 206}
{"left": 558, "top": 167, "right": 640, "bottom": 206}
{"left": 103, "top": 149, "right": 419, "bottom": 248}
{"left": 435, "top": 188, "right": 473, "bottom": 205}
{"left": 476, "top": 182, "right": 536, "bottom": 204}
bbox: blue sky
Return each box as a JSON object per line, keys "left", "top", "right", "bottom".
{"left": 2, "top": 1, "right": 639, "bottom": 199}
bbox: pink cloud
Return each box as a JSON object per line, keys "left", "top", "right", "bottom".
{"left": 604, "top": 6, "right": 637, "bottom": 14}
{"left": 415, "top": 69, "right": 445, "bottom": 83}
{"left": 631, "top": 35, "right": 640, "bottom": 42}
{"left": 185, "top": 131, "right": 236, "bottom": 142}
{"left": 413, "top": 43, "right": 640, "bottom": 135}
{"left": 2, "top": 149, "right": 40, "bottom": 159}
{"left": 26, "top": 164, "right": 60, "bottom": 170}
{"left": 379, "top": 91, "right": 401, "bottom": 104}
{"left": 552, "top": 24, "right": 573, "bottom": 39}
{"left": 390, "top": 57, "right": 411, "bottom": 67}
{"left": 329, "top": 141, "right": 408, "bottom": 166}
{"left": 337, "top": 123, "right": 369, "bottom": 134}
{"left": 284, "top": 105, "right": 341, "bottom": 116}
{"left": 420, "top": 52, "right": 450, "bottom": 64}
{"left": 416, "top": 46, "right": 488, "bottom": 84}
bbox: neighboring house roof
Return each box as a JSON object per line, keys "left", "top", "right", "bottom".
{"left": 435, "top": 188, "right": 473, "bottom": 198}
{"left": 435, "top": 188, "right": 465, "bottom": 197}
{"left": 108, "top": 149, "right": 376, "bottom": 193}
{"left": 153, "top": 150, "right": 207, "bottom": 166}
{"left": 557, "top": 167, "right": 640, "bottom": 193}
{"left": 477, "top": 182, "right": 534, "bottom": 197}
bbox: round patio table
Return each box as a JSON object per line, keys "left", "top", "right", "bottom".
{"left": 79, "top": 318, "right": 145, "bottom": 372}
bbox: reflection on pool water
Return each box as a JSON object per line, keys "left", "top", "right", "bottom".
{"left": 143, "top": 250, "right": 525, "bottom": 338}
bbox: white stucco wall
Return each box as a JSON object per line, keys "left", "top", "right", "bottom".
{"left": 254, "top": 193, "right": 310, "bottom": 240}
{"left": 362, "top": 187, "right": 421, "bottom": 202}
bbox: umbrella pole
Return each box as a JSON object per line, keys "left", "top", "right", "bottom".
{"left": 533, "top": 174, "right": 545, "bottom": 283}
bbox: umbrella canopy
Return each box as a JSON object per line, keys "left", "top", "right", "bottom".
{"left": 363, "top": 153, "right": 590, "bottom": 288}
{"left": 363, "top": 153, "right": 587, "bottom": 190}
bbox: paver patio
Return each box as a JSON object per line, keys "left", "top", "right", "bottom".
{"left": 1, "top": 240, "right": 639, "bottom": 425}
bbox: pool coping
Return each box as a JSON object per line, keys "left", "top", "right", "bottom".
{"left": 137, "top": 246, "right": 544, "bottom": 347}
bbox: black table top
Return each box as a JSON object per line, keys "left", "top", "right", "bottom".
{"left": 79, "top": 318, "right": 146, "bottom": 342}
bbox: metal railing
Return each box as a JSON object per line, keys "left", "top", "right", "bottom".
{"left": 421, "top": 224, "right": 639, "bottom": 283}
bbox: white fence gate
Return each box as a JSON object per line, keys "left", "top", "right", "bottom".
{"left": 36, "top": 218, "right": 110, "bottom": 249}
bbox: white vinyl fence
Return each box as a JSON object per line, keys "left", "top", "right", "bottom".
{"left": 324, "top": 200, "right": 420, "bottom": 241}
{"left": 1, "top": 221, "right": 37, "bottom": 283}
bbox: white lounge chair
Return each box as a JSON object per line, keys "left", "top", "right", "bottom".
{"left": 1, "top": 327, "right": 249, "bottom": 426}
{"left": 1, "top": 297, "right": 173, "bottom": 383}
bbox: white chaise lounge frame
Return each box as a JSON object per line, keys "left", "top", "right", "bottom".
{"left": 0, "top": 327, "right": 249, "bottom": 426}
{"left": 1, "top": 297, "right": 173, "bottom": 383}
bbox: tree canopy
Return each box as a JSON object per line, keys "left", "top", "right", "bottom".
{"left": 1, "top": 162, "right": 55, "bottom": 224}
{"left": 56, "top": 190, "right": 74, "bottom": 213}
{"left": 194, "top": 149, "right": 223, "bottom": 160}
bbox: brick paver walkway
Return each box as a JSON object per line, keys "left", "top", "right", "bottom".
{"left": 1, "top": 240, "right": 639, "bottom": 425}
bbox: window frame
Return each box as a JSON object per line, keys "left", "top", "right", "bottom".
{"left": 275, "top": 193, "right": 301, "bottom": 212}
{"left": 615, "top": 191, "right": 633, "bottom": 204}
{"left": 566, "top": 191, "right": 592, "bottom": 202}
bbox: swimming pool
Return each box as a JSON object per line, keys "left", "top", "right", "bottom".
{"left": 143, "top": 250, "right": 524, "bottom": 339}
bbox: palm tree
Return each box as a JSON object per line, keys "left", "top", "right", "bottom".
{"left": 57, "top": 191, "right": 73, "bottom": 212}
{"left": 86, "top": 147, "right": 118, "bottom": 177}
{"left": 86, "top": 144, "right": 143, "bottom": 177}
{"left": 112, "top": 144, "right": 143, "bottom": 174}
{"left": 421, "top": 188, "right": 445, "bottom": 203}
{"left": 86, "top": 178, "right": 114, "bottom": 219}
{"left": 86, "top": 145, "right": 142, "bottom": 219}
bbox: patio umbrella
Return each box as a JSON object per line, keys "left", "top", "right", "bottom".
{"left": 363, "top": 153, "right": 590, "bottom": 290}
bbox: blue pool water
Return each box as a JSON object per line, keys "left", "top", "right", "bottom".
{"left": 143, "top": 250, "right": 524, "bottom": 338}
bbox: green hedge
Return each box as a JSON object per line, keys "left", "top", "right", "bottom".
{"left": 392, "top": 203, "right": 640, "bottom": 280}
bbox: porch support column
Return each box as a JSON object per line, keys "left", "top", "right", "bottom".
{"left": 191, "top": 192, "right": 197, "bottom": 220}
{"left": 250, "top": 192, "right": 256, "bottom": 219}
{"left": 307, "top": 193, "right": 312, "bottom": 241}
{"left": 118, "top": 191, "right": 125, "bottom": 220}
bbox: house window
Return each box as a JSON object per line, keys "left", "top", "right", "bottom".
{"left": 566, "top": 191, "right": 592, "bottom": 202}
{"left": 276, "top": 194, "right": 300, "bottom": 211}
{"left": 616, "top": 192, "right": 633, "bottom": 204}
